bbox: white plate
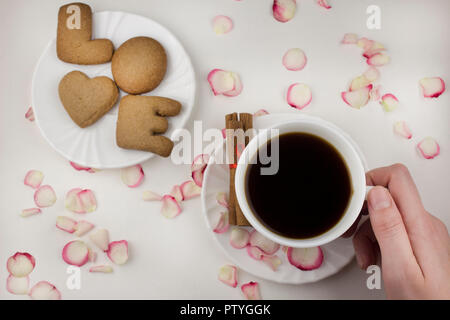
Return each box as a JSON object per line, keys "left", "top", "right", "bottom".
{"left": 201, "top": 113, "right": 368, "bottom": 284}
{"left": 32, "top": 11, "right": 196, "bottom": 169}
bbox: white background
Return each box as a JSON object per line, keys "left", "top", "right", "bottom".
{"left": 0, "top": 0, "right": 448, "bottom": 300}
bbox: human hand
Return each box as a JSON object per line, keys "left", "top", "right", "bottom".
{"left": 351, "top": 164, "right": 450, "bottom": 299}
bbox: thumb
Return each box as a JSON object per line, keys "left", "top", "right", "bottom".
{"left": 367, "top": 186, "right": 418, "bottom": 271}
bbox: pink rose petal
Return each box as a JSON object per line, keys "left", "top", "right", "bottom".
{"left": 212, "top": 15, "right": 233, "bottom": 35}
{"left": 282, "top": 48, "right": 307, "bottom": 71}
{"left": 419, "top": 77, "right": 445, "bottom": 98}
{"left": 121, "top": 164, "right": 144, "bottom": 188}
{"left": 161, "top": 195, "right": 182, "bottom": 218}
{"left": 218, "top": 265, "right": 238, "bottom": 288}
{"left": 29, "top": 281, "right": 61, "bottom": 300}
{"left": 24, "top": 170, "right": 44, "bottom": 189}
{"left": 287, "top": 246, "right": 324, "bottom": 270}
{"left": 25, "top": 107, "right": 35, "bottom": 121}
{"left": 106, "top": 240, "right": 129, "bottom": 265}
{"left": 34, "top": 185, "right": 56, "bottom": 208}
{"left": 273, "top": 0, "right": 297, "bottom": 23}
{"left": 241, "top": 281, "right": 261, "bottom": 300}
{"left": 417, "top": 137, "right": 440, "bottom": 159}
{"left": 213, "top": 212, "right": 229, "bottom": 234}
{"left": 287, "top": 83, "right": 312, "bottom": 110}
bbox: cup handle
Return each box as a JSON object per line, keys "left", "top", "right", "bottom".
{"left": 365, "top": 185, "right": 374, "bottom": 200}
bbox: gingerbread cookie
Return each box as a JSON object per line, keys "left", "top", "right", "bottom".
{"left": 111, "top": 37, "right": 167, "bottom": 94}
{"left": 57, "top": 3, "right": 114, "bottom": 64}
{"left": 116, "top": 95, "right": 181, "bottom": 157}
{"left": 58, "top": 71, "right": 119, "bottom": 128}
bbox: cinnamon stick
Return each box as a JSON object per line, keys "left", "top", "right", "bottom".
{"left": 225, "top": 113, "right": 239, "bottom": 225}
{"left": 225, "top": 113, "right": 254, "bottom": 226}
{"left": 236, "top": 113, "right": 253, "bottom": 226}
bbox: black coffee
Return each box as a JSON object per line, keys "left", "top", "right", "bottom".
{"left": 246, "top": 132, "right": 353, "bottom": 239}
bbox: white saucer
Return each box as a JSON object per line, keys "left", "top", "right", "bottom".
{"left": 201, "top": 113, "right": 368, "bottom": 284}
{"left": 31, "top": 11, "right": 196, "bottom": 169}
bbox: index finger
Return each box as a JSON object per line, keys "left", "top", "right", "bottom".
{"left": 366, "top": 164, "right": 428, "bottom": 225}
{"left": 366, "top": 164, "right": 435, "bottom": 270}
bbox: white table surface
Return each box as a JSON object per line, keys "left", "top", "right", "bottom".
{"left": 0, "top": 0, "right": 448, "bottom": 300}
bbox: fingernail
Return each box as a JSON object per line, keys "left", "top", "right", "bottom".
{"left": 368, "top": 187, "right": 391, "bottom": 210}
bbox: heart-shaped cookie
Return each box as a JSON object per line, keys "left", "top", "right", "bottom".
{"left": 58, "top": 71, "right": 119, "bottom": 128}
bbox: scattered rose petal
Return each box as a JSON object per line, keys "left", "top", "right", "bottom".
{"left": 249, "top": 230, "right": 280, "bottom": 255}
{"left": 191, "top": 154, "right": 209, "bottom": 187}
{"left": 170, "top": 185, "right": 184, "bottom": 202}
{"left": 241, "top": 281, "right": 261, "bottom": 300}
{"left": 62, "top": 240, "right": 89, "bottom": 266}
{"left": 207, "top": 69, "right": 235, "bottom": 95}
{"left": 213, "top": 212, "right": 229, "bottom": 234}
{"left": 287, "top": 246, "right": 323, "bottom": 270}
{"left": 363, "top": 47, "right": 386, "bottom": 59}
{"left": 273, "top": 0, "right": 297, "bottom": 23}
{"left": 282, "top": 48, "right": 307, "bottom": 71}
{"left": 246, "top": 246, "right": 264, "bottom": 260}
{"left": 70, "top": 162, "right": 96, "bottom": 173}
{"left": 363, "top": 66, "right": 380, "bottom": 82}
{"left": 121, "top": 164, "right": 144, "bottom": 188}
{"left": 29, "top": 281, "right": 61, "bottom": 300}
{"left": 88, "top": 247, "right": 97, "bottom": 262}
{"left": 216, "top": 192, "right": 229, "bottom": 208}
{"left": 7, "top": 252, "right": 36, "bottom": 277}
{"left": 65, "top": 188, "right": 84, "bottom": 213}
{"left": 419, "top": 77, "right": 445, "bottom": 98}
{"left": 357, "top": 37, "right": 373, "bottom": 51}
{"left": 341, "top": 84, "right": 372, "bottom": 109}
{"left": 230, "top": 227, "right": 250, "bottom": 249}
{"left": 370, "top": 85, "right": 381, "bottom": 101}
{"left": 24, "top": 170, "right": 44, "bottom": 189}
{"left": 25, "top": 107, "right": 35, "bottom": 121}
{"left": 380, "top": 93, "right": 399, "bottom": 112}
{"left": 223, "top": 72, "right": 243, "bottom": 97}
{"left": 253, "top": 109, "right": 269, "bottom": 117}
{"left": 212, "top": 15, "right": 233, "bottom": 35}
{"left": 89, "top": 265, "right": 113, "bottom": 273}
{"left": 341, "top": 33, "right": 358, "bottom": 44}
{"left": 317, "top": 0, "right": 331, "bottom": 9}
{"left": 192, "top": 169, "right": 205, "bottom": 187}
{"left": 7, "top": 275, "right": 29, "bottom": 295}
{"left": 393, "top": 121, "right": 412, "bottom": 139}
{"left": 417, "top": 137, "right": 440, "bottom": 159}
{"left": 218, "top": 265, "right": 238, "bottom": 288}
{"left": 161, "top": 195, "right": 182, "bottom": 218}
{"left": 180, "top": 180, "right": 202, "bottom": 200}
{"left": 89, "top": 228, "right": 110, "bottom": 251}
{"left": 56, "top": 216, "right": 77, "bottom": 233}
{"left": 367, "top": 52, "right": 390, "bottom": 66}
{"left": 349, "top": 75, "right": 371, "bottom": 91}
{"left": 287, "top": 83, "right": 312, "bottom": 110}
{"left": 20, "top": 208, "right": 42, "bottom": 218}
{"left": 73, "top": 220, "right": 95, "bottom": 237}
{"left": 77, "top": 189, "right": 97, "bottom": 213}
{"left": 34, "top": 185, "right": 56, "bottom": 208}
{"left": 262, "top": 255, "right": 282, "bottom": 271}
{"left": 362, "top": 41, "right": 385, "bottom": 58}
{"left": 143, "top": 190, "right": 163, "bottom": 201}
{"left": 106, "top": 240, "right": 129, "bottom": 265}
{"left": 191, "top": 154, "right": 210, "bottom": 172}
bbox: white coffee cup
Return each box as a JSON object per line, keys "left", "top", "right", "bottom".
{"left": 235, "top": 117, "right": 371, "bottom": 248}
